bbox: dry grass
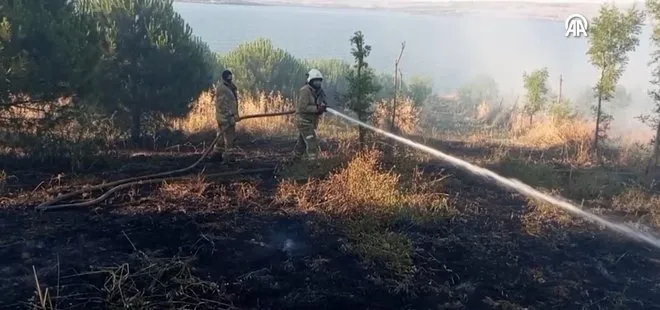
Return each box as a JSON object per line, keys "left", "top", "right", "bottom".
{"left": 30, "top": 254, "right": 236, "bottom": 309}
{"left": 612, "top": 186, "right": 660, "bottom": 227}
{"left": 27, "top": 242, "right": 237, "bottom": 309}
{"left": 5, "top": 91, "right": 660, "bottom": 308}
{"left": 3, "top": 91, "right": 651, "bottom": 171}
{"left": 425, "top": 104, "right": 597, "bottom": 163}
{"left": 95, "top": 254, "right": 236, "bottom": 309}
{"left": 510, "top": 114, "right": 592, "bottom": 147}
{"left": 505, "top": 113, "right": 593, "bottom": 164}
{"left": 170, "top": 91, "right": 358, "bottom": 141}
{"left": 521, "top": 181, "right": 660, "bottom": 237}
{"left": 171, "top": 91, "right": 296, "bottom": 136}
{"left": 276, "top": 149, "right": 450, "bottom": 218}
{"left": 159, "top": 175, "right": 211, "bottom": 200}
{"left": 503, "top": 111, "right": 655, "bottom": 167}
{"left": 4, "top": 91, "right": 660, "bottom": 227}
{"left": 372, "top": 97, "right": 421, "bottom": 135}
{"left": 0, "top": 98, "right": 126, "bottom": 159}
{"left": 522, "top": 195, "right": 576, "bottom": 236}
{"left": 276, "top": 149, "right": 451, "bottom": 291}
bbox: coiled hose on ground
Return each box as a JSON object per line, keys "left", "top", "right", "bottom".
{"left": 35, "top": 110, "right": 296, "bottom": 212}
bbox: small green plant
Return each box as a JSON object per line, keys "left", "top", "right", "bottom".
{"left": 586, "top": 3, "right": 644, "bottom": 157}
{"left": 344, "top": 30, "right": 381, "bottom": 146}
{"left": 522, "top": 67, "right": 550, "bottom": 125}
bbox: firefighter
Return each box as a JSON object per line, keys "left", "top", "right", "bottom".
{"left": 293, "top": 69, "right": 327, "bottom": 160}
{"left": 211, "top": 69, "right": 239, "bottom": 162}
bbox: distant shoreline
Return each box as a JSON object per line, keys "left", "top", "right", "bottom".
{"left": 173, "top": 0, "right": 612, "bottom": 21}
{"left": 175, "top": 0, "right": 271, "bottom": 6}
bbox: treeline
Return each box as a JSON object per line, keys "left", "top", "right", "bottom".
{"left": 1, "top": 0, "right": 216, "bottom": 146}
{"left": 217, "top": 38, "right": 434, "bottom": 111}
{"left": 1, "top": 0, "right": 437, "bottom": 151}
{"left": 516, "top": 1, "right": 660, "bottom": 166}
{"left": 6, "top": 0, "right": 660, "bottom": 167}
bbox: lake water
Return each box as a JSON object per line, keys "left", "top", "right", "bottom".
{"left": 174, "top": 2, "right": 653, "bottom": 103}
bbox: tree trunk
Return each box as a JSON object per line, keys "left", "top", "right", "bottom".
{"left": 357, "top": 112, "right": 365, "bottom": 149}
{"left": 356, "top": 61, "right": 364, "bottom": 148}
{"left": 391, "top": 42, "right": 405, "bottom": 132}
{"left": 594, "top": 93, "right": 603, "bottom": 159}
{"left": 529, "top": 114, "right": 533, "bottom": 126}
{"left": 391, "top": 89, "right": 397, "bottom": 131}
{"left": 557, "top": 74, "right": 563, "bottom": 105}
{"left": 131, "top": 107, "right": 142, "bottom": 147}
{"left": 357, "top": 92, "right": 365, "bottom": 148}
{"left": 391, "top": 66, "right": 398, "bottom": 131}
{"left": 594, "top": 69, "right": 605, "bottom": 161}
{"left": 649, "top": 120, "right": 660, "bottom": 173}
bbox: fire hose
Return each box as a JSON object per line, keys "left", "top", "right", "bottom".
{"left": 35, "top": 110, "right": 296, "bottom": 212}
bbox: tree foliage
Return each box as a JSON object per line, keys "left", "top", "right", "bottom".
{"left": 643, "top": 0, "right": 660, "bottom": 171}
{"left": 0, "top": 0, "right": 103, "bottom": 110}
{"left": 587, "top": 3, "right": 644, "bottom": 156}
{"left": 83, "top": 0, "right": 214, "bottom": 143}
{"left": 344, "top": 31, "right": 381, "bottom": 145}
{"left": 547, "top": 97, "right": 575, "bottom": 122}
{"left": 219, "top": 38, "right": 306, "bottom": 99}
{"left": 407, "top": 75, "right": 433, "bottom": 107}
{"left": 374, "top": 73, "right": 397, "bottom": 102}
{"left": 458, "top": 74, "right": 499, "bottom": 111}
{"left": 522, "top": 67, "right": 549, "bottom": 124}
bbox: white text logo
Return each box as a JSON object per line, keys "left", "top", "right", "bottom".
{"left": 565, "top": 14, "right": 588, "bottom": 38}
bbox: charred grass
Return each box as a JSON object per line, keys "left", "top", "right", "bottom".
{"left": 1, "top": 136, "right": 660, "bottom": 309}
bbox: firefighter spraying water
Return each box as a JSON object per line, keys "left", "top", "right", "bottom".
{"left": 293, "top": 69, "right": 328, "bottom": 161}
{"left": 35, "top": 68, "right": 660, "bottom": 252}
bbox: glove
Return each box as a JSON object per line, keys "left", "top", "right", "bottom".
{"left": 318, "top": 104, "right": 327, "bottom": 114}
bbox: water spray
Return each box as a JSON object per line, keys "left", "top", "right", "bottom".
{"left": 326, "top": 108, "right": 660, "bottom": 251}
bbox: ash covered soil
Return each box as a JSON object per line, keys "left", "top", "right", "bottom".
{"left": 1, "top": 136, "right": 660, "bottom": 309}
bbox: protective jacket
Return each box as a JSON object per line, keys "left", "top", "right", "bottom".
{"left": 295, "top": 84, "right": 325, "bottom": 129}
{"left": 215, "top": 81, "right": 239, "bottom": 125}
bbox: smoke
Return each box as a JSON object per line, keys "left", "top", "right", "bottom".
{"left": 176, "top": 1, "right": 658, "bottom": 139}
{"left": 328, "top": 107, "right": 660, "bottom": 250}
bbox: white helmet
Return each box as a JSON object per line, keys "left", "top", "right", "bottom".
{"left": 306, "top": 69, "right": 323, "bottom": 83}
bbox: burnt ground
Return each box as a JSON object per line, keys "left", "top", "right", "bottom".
{"left": 1, "top": 135, "right": 660, "bottom": 309}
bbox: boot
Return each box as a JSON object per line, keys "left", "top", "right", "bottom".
{"left": 222, "top": 151, "right": 235, "bottom": 163}
{"left": 208, "top": 152, "right": 223, "bottom": 162}
{"left": 306, "top": 154, "right": 321, "bottom": 169}
{"left": 291, "top": 152, "right": 304, "bottom": 162}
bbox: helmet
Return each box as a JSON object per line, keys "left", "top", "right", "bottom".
{"left": 306, "top": 69, "right": 323, "bottom": 83}
{"left": 221, "top": 69, "right": 232, "bottom": 80}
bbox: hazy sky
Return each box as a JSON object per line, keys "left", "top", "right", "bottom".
{"left": 376, "top": 0, "right": 637, "bottom": 2}
{"left": 338, "top": 0, "right": 639, "bottom": 3}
